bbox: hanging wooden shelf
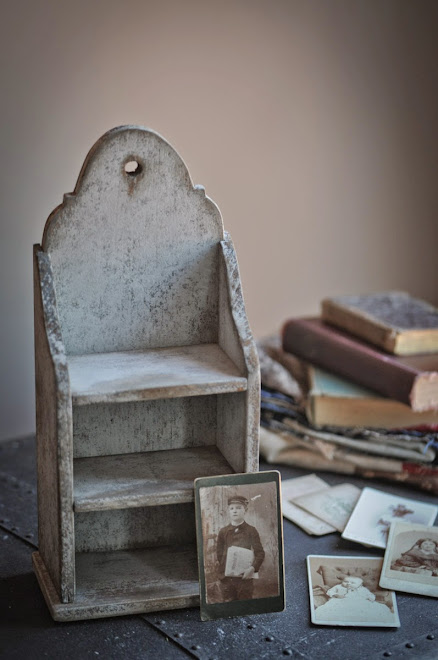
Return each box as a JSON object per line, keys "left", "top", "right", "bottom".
{"left": 32, "top": 126, "right": 260, "bottom": 621}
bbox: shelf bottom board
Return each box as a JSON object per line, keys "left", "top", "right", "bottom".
{"left": 33, "top": 545, "right": 200, "bottom": 622}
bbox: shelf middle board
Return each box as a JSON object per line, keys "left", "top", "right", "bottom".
{"left": 73, "top": 445, "right": 234, "bottom": 511}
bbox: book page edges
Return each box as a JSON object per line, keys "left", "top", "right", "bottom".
{"left": 394, "top": 329, "right": 438, "bottom": 355}
{"left": 307, "top": 392, "right": 438, "bottom": 428}
{"left": 410, "top": 372, "right": 438, "bottom": 412}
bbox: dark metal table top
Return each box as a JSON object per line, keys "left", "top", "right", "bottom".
{"left": 1, "top": 436, "right": 437, "bottom": 659}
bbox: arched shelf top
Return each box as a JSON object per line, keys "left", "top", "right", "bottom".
{"left": 42, "top": 125, "right": 224, "bottom": 252}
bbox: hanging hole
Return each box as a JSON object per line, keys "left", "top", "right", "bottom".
{"left": 125, "top": 160, "right": 142, "bottom": 175}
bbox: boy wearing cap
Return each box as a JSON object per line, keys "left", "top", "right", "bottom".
{"left": 216, "top": 494, "right": 265, "bottom": 601}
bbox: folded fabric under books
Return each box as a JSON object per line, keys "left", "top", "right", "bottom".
{"left": 257, "top": 337, "right": 438, "bottom": 495}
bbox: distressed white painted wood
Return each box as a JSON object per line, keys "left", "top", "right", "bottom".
{"left": 218, "top": 236, "right": 260, "bottom": 473}
{"left": 73, "top": 396, "right": 218, "bottom": 458}
{"left": 75, "top": 503, "right": 196, "bottom": 552}
{"left": 34, "top": 247, "right": 75, "bottom": 603}
{"left": 42, "top": 127, "right": 223, "bottom": 355}
{"left": 33, "top": 546, "right": 199, "bottom": 622}
{"left": 33, "top": 125, "right": 260, "bottom": 621}
{"left": 75, "top": 546, "right": 199, "bottom": 603}
{"left": 74, "top": 446, "right": 233, "bottom": 511}
{"left": 68, "top": 344, "right": 247, "bottom": 405}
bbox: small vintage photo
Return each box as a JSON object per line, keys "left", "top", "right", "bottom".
{"left": 281, "top": 474, "right": 336, "bottom": 536}
{"left": 341, "top": 487, "right": 438, "bottom": 548}
{"left": 194, "top": 471, "right": 285, "bottom": 620}
{"left": 293, "top": 483, "right": 361, "bottom": 532}
{"left": 380, "top": 522, "right": 438, "bottom": 598}
{"left": 307, "top": 555, "right": 400, "bottom": 627}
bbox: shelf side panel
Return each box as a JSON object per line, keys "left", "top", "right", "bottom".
{"left": 217, "top": 392, "right": 247, "bottom": 473}
{"left": 34, "top": 247, "right": 75, "bottom": 603}
{"left": 218, "top": 239, "right": 260, "bottom": 473}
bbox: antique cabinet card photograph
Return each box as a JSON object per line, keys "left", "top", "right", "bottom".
{"left": 380, "top": 522, "right": 438, "bottom": 598}
{"left": 194, "top": 471, "right": 285, "bottom": 621}
{"left": 307, "top": 555, "right": 400, "bottom": 627}
{"left": 281, "top": 474, "right": 337, "bottom": 536}
{"left": 341, "top": 487, "right": 438, "bottom": 549}
{"left": 293, "top": 483, "right": 361, "bottom": 532}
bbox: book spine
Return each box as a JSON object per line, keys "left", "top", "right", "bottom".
{"left": 282, "top": 319, "right": 417, "bottom": 407}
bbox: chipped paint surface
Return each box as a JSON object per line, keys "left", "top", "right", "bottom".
{"left": 34, "top": 246, "right": 75, "bottom": 603}
{"left": 34, "top": 126, "right": 260, "bottom": 620}
{"left": 219, "top": 235, "right": 260, "bottom": 472}
{"left": 42, "top": 126, "right": 224, "bottom": 356}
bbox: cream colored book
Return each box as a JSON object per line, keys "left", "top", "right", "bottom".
{"left": 305, "top": 364, "right": 438, "bottom": 430}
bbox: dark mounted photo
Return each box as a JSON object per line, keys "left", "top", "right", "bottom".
{"left": 194, "top": 471, "right": 285, "bottom": 621}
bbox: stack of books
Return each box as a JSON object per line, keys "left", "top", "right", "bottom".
{"left": 258, "top": 292, "right": 438, "bottom": 494}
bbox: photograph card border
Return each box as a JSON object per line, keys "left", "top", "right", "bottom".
{"left": 194, "top": 470, "right": 285, "bottom": 621}
{"left": 379, "top": 521, "right": 438, "bottom": 598}
{"left": 307, "top": 555, "right": 401, "bottom": 628}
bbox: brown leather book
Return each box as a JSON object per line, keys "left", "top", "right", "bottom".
{"left": 282, "top": 317, "right": 438, "bottom": 411}
{"left": 321, "top": 291, "right": 438, "bottom": 355}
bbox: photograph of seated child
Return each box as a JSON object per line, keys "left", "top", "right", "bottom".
{"left": 199, "top": 481, "right": 280, "bottom": 605}
{"left": 314, "top": 575, "right": 395, "bottom": 624}
{"left": 391, "top": 538, "right": 438, "bottom": 576}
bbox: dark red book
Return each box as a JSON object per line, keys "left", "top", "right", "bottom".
{"left": 282, "top": 317, "right": 438, "bottom": 411}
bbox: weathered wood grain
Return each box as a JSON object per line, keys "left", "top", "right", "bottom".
{"left": 218, "top": 236, "right": 260, "bottom": 473}
{"left": 42, "top": 127, "right": 224, "bottom": 355}
{"left": 34, "top": 246, "right": 75, "bottom": 603}
{"left": 34, "top": 126, "right": 261, "bottom": 620}
{"left": 72, "top": 395, "right": 218, "bottom": 458}
{"left": 68, "top": 343, "right": 247, "bottom": 405}
{"left": 73, "top": 446, "right": 233, "bottom": 511}
{"left": 75, "top": 503, "right": 196, "bottom": 552}
{"left": 33, "top": 547, "right": 199, "bottom": 622}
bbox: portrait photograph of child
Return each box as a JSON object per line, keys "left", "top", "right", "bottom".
{"left": 380, "top": 522, "right": 438, "bottom": 598}
{"left": 194, "top": 471, "right": 285, "bottom": 620}
{"left": 307, "top": 555, "right": 400, "bottom": 627}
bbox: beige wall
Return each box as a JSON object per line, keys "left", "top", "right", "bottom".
{"left": 1, "top": 0, "right": 437, "bottom": 441}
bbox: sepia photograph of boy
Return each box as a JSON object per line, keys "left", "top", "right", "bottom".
{"left": 195, "top": 472, "right": 285, "bottom": 620}
{"left": 216, "top": 493, "right": 265, "bottom": 602}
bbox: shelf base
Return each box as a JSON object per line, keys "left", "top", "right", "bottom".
{"left": 33, "top": 546, "right": 200, "bottom": 622}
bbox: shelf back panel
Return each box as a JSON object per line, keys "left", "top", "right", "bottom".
{"left": 75, "top": 503, "right": 196, "bottom": 552}
{"left": 42, "top": 127, "right": 224, "bottom": 355}
{"left": 73, "top": 395, "right": 217, "bottom": 458}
